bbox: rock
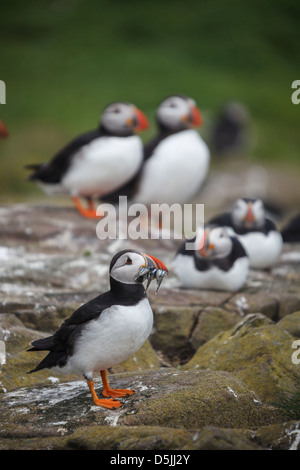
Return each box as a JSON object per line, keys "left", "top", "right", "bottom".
{"left": 149, "top": 305, "right": 199, "bottom": 365}
{"left": 184, "top": 314, "right": 300, "bottom": 403}
{"left": 190, "top": 307, "right": 241, "bottom": 349}
{"left": 0, "top": 368, "right": 284, "bottom": 450}
{"left": 277, "top": 311, "right": 300, "bottom": 338}
{"left": 0, "top": 203, "right": 300, "bottom": 450}
{"left": 252, "top": 421, "right": 300, "bottom": 450}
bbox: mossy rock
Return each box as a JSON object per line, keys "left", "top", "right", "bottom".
{"left": 184, "top": 314, "right": 300, "bottom": 403}
{"left": 150, "top": 305, "right": 199, "bottom": 364}
{"left": 0, "top": 368, "right": 283, "bottom": 447}
{"left": 190, "top": 307, "right": 241, "bottom": 349}
{"left": 277, "top": 311, "right": 300, "bottom": 338}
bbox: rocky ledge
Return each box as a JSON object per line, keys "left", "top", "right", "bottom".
{"left": 0, "top": 203, "right": 300, "bottom": 450}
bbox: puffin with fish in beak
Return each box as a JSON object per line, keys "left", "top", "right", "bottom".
{"left": 28, "top": 250, "right": 168, "bottom": 409}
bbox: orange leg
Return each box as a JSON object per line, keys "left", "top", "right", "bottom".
{"left": 100, "top": 370, "right": 135, "bottom": 398}
{"left": 87, "top": 379, "right": 122, "bottom": 409}
{"left": 72, "top": 196, "right": 103, "bottom": 219}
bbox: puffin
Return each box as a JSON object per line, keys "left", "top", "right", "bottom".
{"left": 208, "top": 197, "right": 283, "bottom": 269}
{"left": 281, "top": 213, "right": 300, "bottom": 243}
{"left": 173, "top": 225, "right": 249, "bottom": 291}
{"left": 26, "top": 102, "right": 149, "bottom": 218}
{"left": 0, "top": 120, "right": 8, "bottom": 138}
{"left": 209, "top": 101, "right": 250, "bottom": 157}
{"left": 102, "top": 94, "right": 210, "bottom": 206}
{"left": 28, "top": 250, "right": 168, "bottom": 409}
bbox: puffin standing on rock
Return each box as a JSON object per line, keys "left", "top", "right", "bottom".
{"left": 103, "top": 94, "right": 210, "bottom": 206}
{"left": 208, "top": 197, "right": 283, "bottom": 269}
{"left": 28, "top": 250, "right": 168, "bottom": 409}
{"left": 173, "top": 225, "right": 249, "bottom": 291}
{"left": 26, "top": 102, "right": 149, "bottom": 218}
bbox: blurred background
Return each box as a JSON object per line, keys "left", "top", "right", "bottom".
{"left": 0, "top": 0, "right": 299, "bottom": 208}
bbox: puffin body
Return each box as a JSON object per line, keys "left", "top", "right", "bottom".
{"left": 102, "top": 95, "right": 210, "bottom": 206}
{"left": 39, "top": 134, "right": 143, "bottom": 198}
{"left": 27, "top": 102, "right": 148, "bottom": 218}
{"left": 209, "top": 198, "right": 283, "bottom": 269}
{"left": 133, "top": 129, "right": 209, "bottom": 205}
{"left": 28, "top": 250, "right": 168, "bottom": 409}
{"left": 173, "top": 225, "right": 249, "bottom": 291}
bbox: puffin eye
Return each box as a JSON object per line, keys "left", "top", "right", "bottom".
{"left": 169, "top": 102, "right": 177, "bottom": 108}
{"left": 125, "top": 257, "right": 132, "bottom": 265}
{"left": 113, "top": 107, "right": 121, "bottom": 113}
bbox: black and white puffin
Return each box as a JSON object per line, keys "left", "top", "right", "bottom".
{"left": 102, "top": 94, "right": 210, "bottom": 206}
{"left": 173, "top": 225, "right": 249, "bottom": 291}
{"left": 281, "top": 213, "right": 300, "bottom": 243}
{"left": 28, "top": 250, "right": 168, "bottom": 409}
{"left": 26, "top": 102, "right": 149, "bottom": 218}
{"left": 208, "top": 197, "right": 283, "bottom": 269}
{"left": 0, "top": 120, "right": 8, "bottom": 138}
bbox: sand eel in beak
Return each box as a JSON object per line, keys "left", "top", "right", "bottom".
{"left": 102, "top": 94, "right": 210, "bottom": 208}
{"left": 26, "top": 102, "right": 148, "bottom": 218}
{"left": 28, "top": 250, "right": 167, "bottom": 409}
{"left": 173, "top": 225, "right": 249, "bottom": 291}
{"left": 208, "top": 198, "right": 283, "bottom": 269}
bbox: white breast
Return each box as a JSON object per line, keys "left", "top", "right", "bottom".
{"left": 61, "top": 135, "right": 143, "bottom": 197}
{"left": 60, "top": 298, "right": 153, "bottom": 377}
{"left": 133, "top": 130, "right": 210, "bottom": 205}
{"left": 173, "top": 253, "right": 249, "bottom": 292}
{"left": 236, "top": 230, "right": 283, "bottom": 268}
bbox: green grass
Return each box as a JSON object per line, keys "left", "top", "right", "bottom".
{"left": 0, "top": 0, "right": 300, "bottom": 199}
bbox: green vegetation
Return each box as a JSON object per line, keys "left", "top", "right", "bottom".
{"left": 0, "top": 0, "right": 299, "bottom": 200}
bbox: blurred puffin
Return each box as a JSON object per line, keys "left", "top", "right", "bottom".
{"left": 210, "top": 101, "right": 250, "bottom": 157}
{"left": 173, "top": 225, "right": 249, "bottom": 291}
{"left": 0, "top": 120, "right": 8, "bottom": 138}
{"left": 281, "top": 213, "right": 300, "bottom": 243}
{"left": 209, "top": 198, "right": 283, "bottom": 269}
{"left": 102, "top": 94, "right": 210, "bottom": 206}
{"left": 26, "top": 102, "right": 149, "bottom": 218}
{"left": 28, "top": 249, "right": 168, "bottom": 409}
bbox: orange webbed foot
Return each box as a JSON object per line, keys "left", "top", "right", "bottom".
{"left": 72, "top": 196, "right": 103, "bottom": 219}
{"left": 93, "top": 397, "right": 123, "bottom": 409}
{"left": 87, "top": 379, "right": 122, "bottom": 409}
{"left": 102, "top": 388, "right": 135, "bottom": 399}
{"left": 100, "top": 370, "right": 135, "bottom": 399}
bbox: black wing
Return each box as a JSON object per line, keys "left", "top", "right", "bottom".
{"left": 26, "top": 128, "right": 102, "bottom": 184}
{"left": 28, "top": 291, "right": 114, "bottom": 373}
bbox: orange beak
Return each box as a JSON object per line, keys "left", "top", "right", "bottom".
{"left": 139, "top": 253, "right": 168, "bottom": 293}
{"left": 190, "top": 105, "right": 202, "bottom": 128}
{"left": 244, "top": 203, "right": 255, "bottom": 227}
{"left": 143, "top": 253, "right": 168, "bottom": 273}
{"left": 133, "top": 107, "right": 149, "bottom": 132}
{"left": 198, "top": 230, "right": 214, "bottom": 257}
{"left": 0, "top": 120, "right": 8, "bottom": 138}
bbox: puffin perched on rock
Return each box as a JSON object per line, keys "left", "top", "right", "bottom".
{"left": 28, "top": 250, "right": 168, "bottom": 409}
{"left": 208, "top": 197, "right": 283, "bottom": 269}
{"left": 0, "top": 120, "right": 8, "bottom": 138}
{"left": 173, "top": 225, "right": 249, "bottom": 291}
{"left": 103, "top": 94, "right": 210, "bottom": 206}
{"left": 26, "top": 102, "right": 149, "bottom": 218}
